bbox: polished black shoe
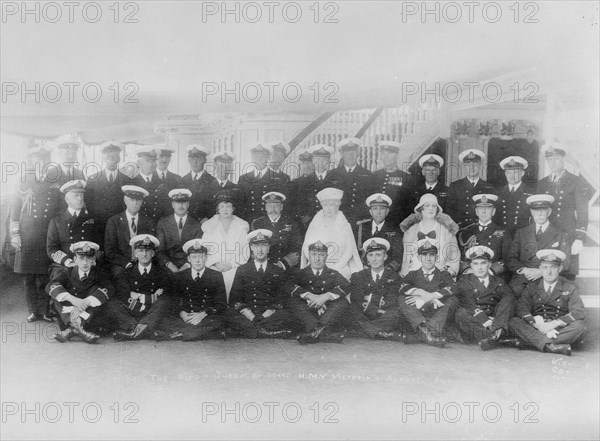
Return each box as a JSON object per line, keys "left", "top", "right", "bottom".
{"left": 114, "top": 324, "right": 148, "bottom": 341}
{"left": 297, "top": 326, "right": 325, "bottom": 345}
{"left": 152, "top": 330, "right": 170, "bottom": 341}
{"left": 53, "top": 327, "right": 75, "bottom": 343}
{"left": 543, "top": 343, "right": 572, "bottom": 356}
{"left": 256, "top": 328, "right": 294, "bottom": 339}
{"left": 417, "top": 325, "right": 445, "bottom": 348}
{"left": 375, "top": 331, "right": 405, "bottom": 342}
{"left": 497, "top": 338, "right": 522, "bottom": 349}
{"left": 479, "top": 328, "right": 508, "bottom": 351}
{"left": 72, "top": 320, "right": 100, "bottom": 344}
{"left": 321, "top": 331, "right": 344, "bottom": 343}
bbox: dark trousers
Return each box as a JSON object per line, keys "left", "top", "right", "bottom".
{"left": 509, "top": 274, "right": 534, "bottom": 298}
{"left": 226, "top": 308, "right": 299, "bottom": 338}
{"left": 350, "top": 307, "right": 401, "bottom": 338}
{"left": 289, "top": 297, "right": 350, "bottom": 332}
{"left": 23, "top": 274, "right": 49, "bottom": 315}
{"left": 162, "top": 315, "right": 225, "bottom": 341}
{"left": 398, "top": 296, "right": 458, "bottom": 336}
{"left": 509, "top": 317, "right": 588, "bottom": 351}
{"left": 106, "top": 297, "right": 171, "bottom": 333}
{"left": 455, "top": 295, "right": 514, "bottom": 343}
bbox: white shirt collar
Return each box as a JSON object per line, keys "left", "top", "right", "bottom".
{"left": 509, "top": 182, "right": 522, "bottom": 191}
{"left": 69, "top": 209, "right": 79, "bottom": 217}
{"left": 191, "top": 267, "right": 205, "bottom": 279}
{"left": 536, "top": 221, "right": 550, "bottom": 233}
{"left": 138, "top": 263, "right": 152, "bottom": 274}
{"left": 371, "top": 269, "right": 384, "bottom": 281}
{"left": 254, "top": 260, "right": 268, "bottom": 271}
{"left": 479, "top": 220, "right": 492, "bottom": 227}
{"left": 105, "top": 169, "right": 117, "bottom": 180}
{"left": 345, "top": 166, "right": 355, "bottom": 173}
{"left": 125, "top": 210, "right": 138, "bottom": 221}
{"left": 174, "top": 214, "right": 188, "bottom": 225}
{"left": 468, "top": 177, "right": 480, "bottom": 186}
{"left": 78, "top": 268, "right": 89, "bottom": 279}
{"left": 426, "top": 182, "right": 438, "bottom": 190}
{"left": 479, "top": 275, "right": 490, "bottom": 285}
{"left": 217, "top": 178, "right": 229, "bottom": 186}
{"left": 139, "top": 171, "right": 152, "bottom": 182}
{"left": 312, "top": 268, "right": 323, "bottom": 276}
{"left": 268, "top": 215, "right": 281, "bottom": 223}
{"left": 372, "top": 220, "right": 385, "bottom": 234}
{"left": 543, "top": 281, "right": 557, "bottom": 292}
{"left": 422, "top": 268, "right": 435, "bottom": 276}
{"left": 193, "top": 170, "right": 204, "bottom": 180}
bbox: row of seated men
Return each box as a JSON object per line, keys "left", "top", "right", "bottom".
{"left": 46, "top": 232, "right": 586, "bottom": 358}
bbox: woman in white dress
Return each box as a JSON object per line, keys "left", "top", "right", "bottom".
{"left": 301, "top": 187, "right": 362, "bottom": 280}
{"left": 400, "top": 193, "right": 460, "bottom": 277}
{"left": 201, "top": 191, "right": 250, "bottom": 299}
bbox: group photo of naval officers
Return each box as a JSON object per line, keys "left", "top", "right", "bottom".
{"left": 5, "top": 133, "right": 593, "bottom": 357}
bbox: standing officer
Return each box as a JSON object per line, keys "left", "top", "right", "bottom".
{"left": 46, "top": 180, "right": 101, "bottom": 276}
{"left": 397, "top": 239, "right": 457, "bottom": 347}
{"left": 156, "top": 189, "right": 203, "bottom": 274}
{"left": 10, "top": 144, "right": 60, "bottom": 322}
{"left": 447, "top": 149, "right": 495, "bottom": 228}
{"left": 349, "top": 238, "right": 403, "bottom": 341}
{"left": 509, "top": 249, "right": 587, "bottom": 356}
{"left": 227, "top": 230, "right": 297, "bottom": 339}
{"left": 251, "top": 192, "right": 303, "bottom": 271}
{"left": 455, "top": 246, "right": 516, "bottom": 351}
{"left": 46, "top": 241, "right": 114, "bottom": 343}
{"left": 130, "top": 146, "right": 161, "bottom": 224}
{"left": 288, "top": 240, "right": 351, "bottom": 344}
{"left": 414, "top": 154, "right": 448, "bottom": 211}
{"left": 49, "top": 136, "right": 85, "bottom": 213}
{"left": 372, "top": 140, "right": 414, "bottom": 225}
{"left": 85, "top": 141, "right": 131, "bottom": 237}
{"left": 494, "top": 156, "right": 536, "bottom": 235}
{"left": 457, "top": 194, "right": 511, "bottom": 280}
{"left": 538, "top": 143, "right": 590, "bottom": 279}
{"left": 357, "top": 193, "right": 403, "bottom": 272}
{"left": 292, "top": 145, "right": 333, "bottom": 230}
{"left": 161, "top": 239, "right": 228, "bottom": 341}
{"left": 288, "top": 149, "right": 314, "bottom": 224}
{"left": 213, "top": 152, "right": 241, "bottom": 207}
{"left": 181, "top": 144, "right": 219, "bottom": 223}
{"left": 109, "top": 234, "right": 172, "bottom": 341}
{"left": 270, "top": 141, "right": 293, "bottom": 182}
{"left": 238, "top": 142, "right": 290, "bottom": 223}
{"left": 325, "top": 137, "right": 373, "bottom": 235}
{"left": 104, "top": 185, "right": 154, "bottom": 276}
{"left": 507, "top": 194, "right": 571, "bottom": 296}
{"left": 155, "top": 145, "right": 182, "bottom": 220}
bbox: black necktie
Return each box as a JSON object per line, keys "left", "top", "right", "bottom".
{"left": 258, "top": 265, "right": 264, "bottom": 274}
{"left": 72, "top": 211, "right": 78, "bottom": 222}
{"left": 81, "top": 272, "right": 87, "bottom": 281}
{"left": 480, "top": 278, "right": 488, "bottom": 288}
{"left": 536, "top": 226, "right": 543, "bottom": 238}
{"left": 195, "top": 272, "right": 200, "bottom": 281}
{"left": 426, "top": 273, "right": 433, "bottom": 281}
{"left": 375, "top": 226, "right": 380, "bottom": 235}
{"left": 109, "top": 173, "right": 114, "bottom": 183}
{"left": 221, "top": 182, "right": 225, "bottom": 187}
{"left": 162, "top": 172, "right": 166, "bottom": 180}
{"left": 179, "top": 218, "right": 184, "bottom": 230}
{"left": 316, "top": 270, "right": 320, "bottom": 277}
{"left": 146, "top": 177, "right": 150, "bottom": 184}
{"left": 375, "top": 274, "right": 380, "bottom": 283}
{"left": 131, "top": 218, "right": 137, "bottom": 234}
{"left": 479, "top": 224, "right": 486, "bottom": 232}
{"left": 143, "top": 268, "right": 148, "bottom": 276}
{"left": 546, "top": 285, "right": 553, "bottom": 296}
{"left": 510, "top": 186, "right": 515, "bottom": 193}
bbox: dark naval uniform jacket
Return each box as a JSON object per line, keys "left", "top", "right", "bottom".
{"left": 507, "top": 223, "right": 571, "bottom": 273}
{"left": 46, "top": 265, "right": 114, "bottom": 305}
{"left": 251, "top": 214, "right": 303, "bottom": 269}
{"left": 85, "top": 170, "right": 131, "bottom": 228}
{"left": 456, "top": 274, "right": 513, "bottom": 322}
{"left": 324, "top": 164, "right": 373, "bottom": 226}
{"left": 104, "top": 211, "right": 155, "bottom": 269}
{"left": 180, "top": 170, "right": 220, "bottom": 222}
{"left": 173, "top": 267, "right": 228, "bottom": 315}
{"left": 413, "top": 181, "right": 449, "bottom": 213}
{"left": 130, "top": 173, "right": 162, "bottom": 224}
{"left": 289, "top": 266, "right": 351, "bottom": 298}
{"left": 46, "top": 209, "right": 101, "bottom": 266}
{"left": 516, "top": 277, "right": 586, "bottom": 325}
{"left": 398, "top": 267, "right": 456, "bottom": 300}
{"left": 458, "top": 222, "right": 511, "bottom": 276}
{"left": 229, "top": 260, "right": 290, "bottom": 315}
{"left": 349, "top": 268, "right": 401, "bottom": 319}
{"left": 537, "top": 170, "right": 590, "bottom": 242}
{"left": 114, "top": 263, "right": 173, "bottom": 313}
{"left": 289, "top": 172, "right": 331, "bottom": 227}
{"left": 359, "top": 220, "right": 403, "bottom": 272}
{"left": 446, "top": 177, "right": 495, "bottom": 228}
{"left": 155, "top": 215, "right": 203, "bottom": 268}
{"left": 10, "top": 175, "right": 61, "bottom": 274}
{"left": 494, "top": 182, "right": 536, "bottom": 235}
{"left": 155, "top": 170, "right": 182, "bottom": 220}
{"left": 237, "top": 168, "right": 291, "bottom": 223}
{"left": 372, "top": 168, "right": 415, "bottom": 226}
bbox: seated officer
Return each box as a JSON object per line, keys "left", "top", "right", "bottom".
{"left": 455, "top": 246, "right": 517, "bottom": 351}
{"left": 156, "top": 188, "right": 203, "bottom": 274}
{"left": 104, "top": 185, "right": 154, "bottom": 277}
{"left": 357, "top": 193, "right": 403, "bottom": 272}
{"left": 109, "top": 235, "right": 172, "bottom": 341}
{"left": 458, "top": 194, "right": 511, "bottom": 280}
{"left": 45, "top": 241, "right": 114, "bottom": 344}
{"left": 251, "top": 192, "right": 303, "bottom": 271}
{"left": 47, "top": 180, "right": 101, "bottom": 276}
{"left": 509, "top": 250, "right": 587, "bottom": 356}
{"left": 349, "top": 238, "right": 402, "bottom": 341}
{"left": 227, "top": 229, "right": 296, "bottom": 339}
{"left": 288, "top": 241, "right": 351, "bottom": 344}
{"left": 507, "top": 194, "right": 571, "bottom": 296}
{"left": 398, "top": 239, "right": 457, "bottom": 347}
{"left": 162, "top": 239, "right": 227, "bottom": 341}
